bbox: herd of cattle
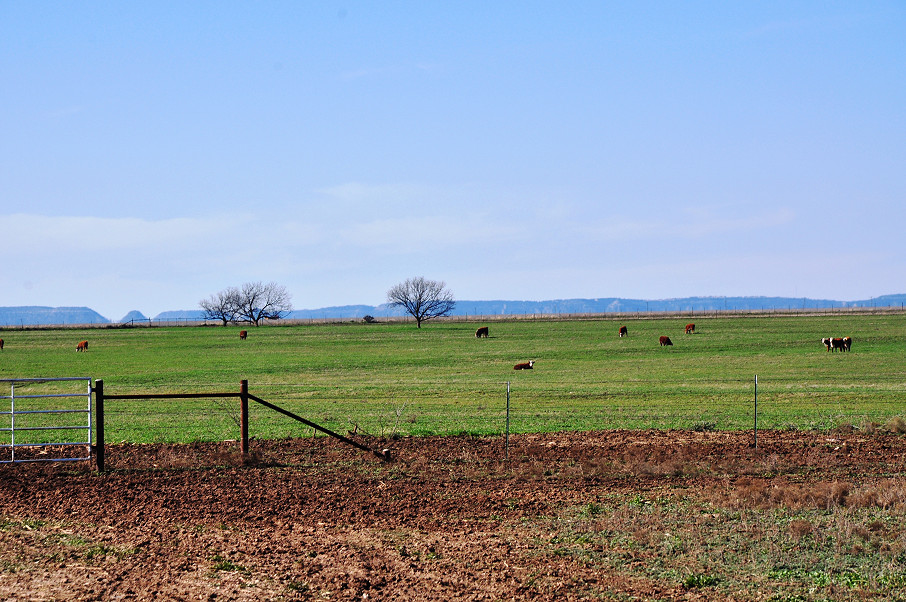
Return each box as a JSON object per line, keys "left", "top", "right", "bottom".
{"left": 618, "top": 323, "right": 697, "bottom": 347}
{"left": 466, "top": 322, "right": 855, "bottom": 370}
{"left": 0, "top": 324, "right": 854, "bottom": 363}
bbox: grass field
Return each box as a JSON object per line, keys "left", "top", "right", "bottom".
{"left": 2, "top": 312, "right": 905, "bottom": 444}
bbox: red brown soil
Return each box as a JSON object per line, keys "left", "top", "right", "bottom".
{"left": 1, "top": 429, "right": 904, "bottom": 600}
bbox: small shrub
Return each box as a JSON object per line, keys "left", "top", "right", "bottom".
{"left": 362, "top": 315, "right": 377, "bottom": 323}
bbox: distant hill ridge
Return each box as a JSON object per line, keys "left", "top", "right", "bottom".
{"left": 0, "top": 306, "right": 109, "bottom": 327}
{"left": 2, "top": 294, "right": 905, "bottom": 326}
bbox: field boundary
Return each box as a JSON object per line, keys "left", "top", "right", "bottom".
{"left": 93, "top": 379, "right": 388, "bottom": 471}
{"left": 3, "top": 304, "right": 906, "bottom": 330}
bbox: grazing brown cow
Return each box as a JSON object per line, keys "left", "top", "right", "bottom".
{"left": 619, "top": 326, "right": 628, "bottom": 338}
{"left": 822, "top": 337, "right": 832, "bottom": 351}
{"left": 831, "top": 337, "right": 846, "bottom": 352}
{"left": 843, "top": 336, "right": 852, "bottom": 351}
{"left": 0, "top": 338, "right": 4, "bottom": 351}
{"left": 76, "top": 340, "right": 88, "bottom": 352}
{"left": 513, "top": 360, "right": 535, "bottom": 370}
{"left": 475, "top": 326, "right": 489, "bottom": 338}
{"left": 685, "top": 323, "right": 695, "bottom": 334}
{"left": 239, "top": 330, "right": 248, "bottom": 340}
{"left": 659, "top": 336, "right": 673, "bottom": 346}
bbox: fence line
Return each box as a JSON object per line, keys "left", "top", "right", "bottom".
{"left": 5, "top": 373, "right": 899, "bottom": 470}
{"left": 100, "top": 377, "right": 905, "bottom": 447}
{"left": 4, "top": 304, "right": 906, "bottom": 330}
{"left": 94, "top": 379, "right": 389, "bottom": 470}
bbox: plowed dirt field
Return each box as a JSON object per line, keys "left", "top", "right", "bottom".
{"left": 2, "top": 429, "right": 905, "bottom": 600}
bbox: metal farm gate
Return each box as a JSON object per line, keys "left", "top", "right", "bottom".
{"left": 0, "top": 378, "right": 93, "bottom": 464}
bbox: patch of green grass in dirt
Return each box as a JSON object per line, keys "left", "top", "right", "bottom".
{"left": 209, "top": 552, "right": 249, "bottom": 574}
{"left": 543, "top": 483, "right": 906, "bottom": 600}
{"left": 0, "top": 515, "right": 137, "bottom": 570}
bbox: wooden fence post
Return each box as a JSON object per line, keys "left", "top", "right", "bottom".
{"left": 94, "top": 379, "right": 105, "bottom": 472}
{"left": 240, "top": 379, "right": 249, "bottom": 455}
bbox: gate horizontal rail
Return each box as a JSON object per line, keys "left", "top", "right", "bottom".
{"left": 101, "top": 392, "right": 241, "bottom": 400}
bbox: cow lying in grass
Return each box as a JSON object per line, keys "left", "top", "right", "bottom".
{"left": 514, "top": 360, "right": 535, "bottom": 370}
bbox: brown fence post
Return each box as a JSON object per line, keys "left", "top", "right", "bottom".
{"left": 240, "top": 379, "right": 249, "bottom": 455}
{"left": 93, "top": 379, "right": 105, "bottom": 472}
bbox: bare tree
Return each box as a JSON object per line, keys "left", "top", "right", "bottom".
{"left": 199, "top": 287, "right": 241, "bottom": 326}
{"left": 235, "top": 281, "right": 293, "bottom": 326}
{"left": 387, "top": 276, "right": 455, "bottom": 328}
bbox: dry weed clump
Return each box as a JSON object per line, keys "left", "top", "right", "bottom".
{"left": 714, "top": 478, "right": 852, "bottom": 510}
{"left": 787, "top": 518, "right": 813, "bottom": 539}
{"left": 617, "top": 447, "right": 698, "bottom": 477}
{"left": 615, "top": 446, "right": 789, "bottom": 479}
{"left": 886, "top": 416, "right": 906, "bottom": 434}
{"left": 715, "top": 478, "right": 906, "bottom": 511}
{"left": 846, "top": 479, "right": 906, "bottom": 509}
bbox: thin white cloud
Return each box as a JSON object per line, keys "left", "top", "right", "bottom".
{"left": 682, "top": 206, "right": 796, "bottom": 237}
{"left": 317, "top": 181, "right": 438, "bottom": 204}
{"left": 2, "top": 214, "right": 237, "bottom": 251}
{"left": 580, "top": 207, "right": 796, "bottom": 242}
{"left": 338, "top": 215, "right": 511, "bottom": 252}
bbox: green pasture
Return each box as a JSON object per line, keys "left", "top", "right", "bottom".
{"left": 1, "top": 313, "right": 905, "bottom": 444}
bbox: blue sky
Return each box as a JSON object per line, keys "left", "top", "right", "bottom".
{"left": 2, "top": 2, "right": 904, "bottom": 320}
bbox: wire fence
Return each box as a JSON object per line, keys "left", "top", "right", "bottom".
{"left": 4, "top": 303, "right": 906, "bottom": 330}
{"left": 6, "top": 375, "right": 900, "bottom": 469}
{"left": 99, "top": 377, "right": 906, "bottom": 448}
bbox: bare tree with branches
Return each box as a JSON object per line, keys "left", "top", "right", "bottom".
{"left": 235, "top": 281, "right": 293, "bottom": 326}
{"left": 387, "top": 276, "right": 455, "bottom": 328}
{"left": 199, "top": 287, "right": 241, "bottom": 326}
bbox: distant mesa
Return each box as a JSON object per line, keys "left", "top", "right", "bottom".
{"left": 0, "top": 306, "right": 109, "bottom": 327}
{"left": 120, "top": 310, "right": 149, "bottom": 323}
